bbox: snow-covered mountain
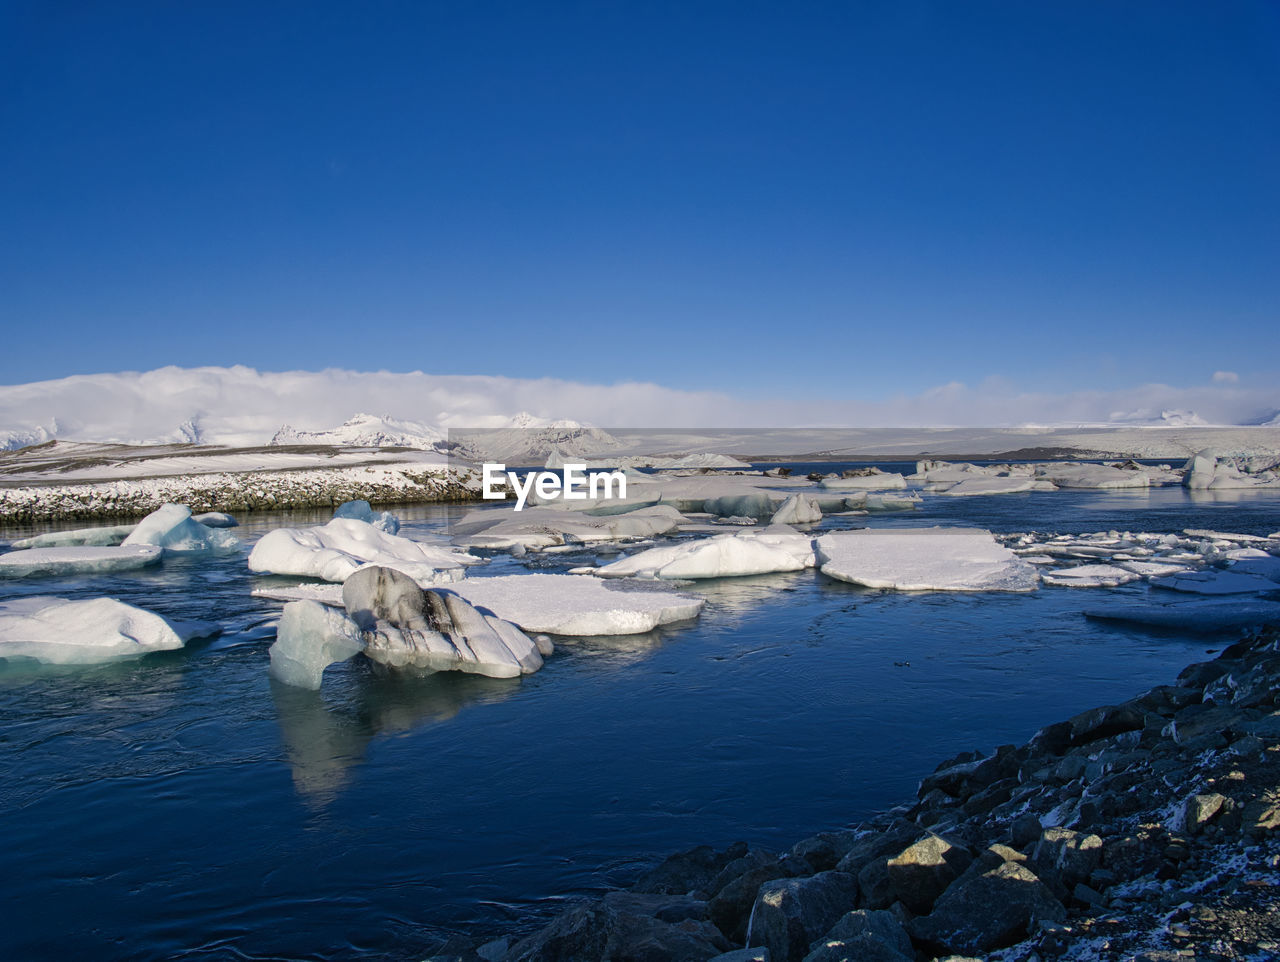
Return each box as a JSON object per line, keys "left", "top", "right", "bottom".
{"left": 448, "top": 414, "right": 624, "bottom": 464}
{"left": 270, "top": 413, "right": 446, "bottom": 450}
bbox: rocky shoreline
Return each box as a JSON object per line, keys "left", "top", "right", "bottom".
{"left": 427, "top": 625, "right": 1280, "bottom": 962}
{"left": 0, "top": 464, "right": 481, "bottom": 523}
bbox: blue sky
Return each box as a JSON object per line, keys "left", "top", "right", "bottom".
{"left": 2, "top": 1, "right": 1277, "bottom": 401}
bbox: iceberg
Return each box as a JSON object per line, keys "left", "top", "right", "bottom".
{"left": 769, "top": 494, "right": 823, "bottom": 525}
{"left": 122, "top": 504, "right": 240, "bottom": 553}
{"left": 452, "top": 505, "right": 685, "bottom": 551}
{"left": 1034, "top": 464, "right": 1149, "bottom": 489}
{"left": 939, "top": 477, "right": 1057, "bottom": 497}
{"left": 192, "top": 512, "right": 239, "bottom": 528}
{"left": 818, "top": 472, "right": 908, "bottom": 491}
{"left": 594, "top": 526, "right": 815, "bottom": 580}
{"left": 249, "top": 517, "right": 480, "bottom": 584}
{"left": 0, "top": 544, "right": 163, "bottom": 578}
{"left": 10, "top": 523, "right": 137, "bottom": 549}
{"left": 269, "top": 599, "right": 364, "bottom": 690}
{"left": 816, "top": 528, "right": 1040, "bottom": 592}
{"left": 332, "top": 499, "right": 400, "bottom": 534}
{"left": 444, "top": 573, "right": 704, "bottom": 635}
{"left": 0, "top": 595, "right": 208, "bottom": 664}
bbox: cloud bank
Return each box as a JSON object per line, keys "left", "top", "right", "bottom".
{"left": 1, "top": 365, "right": 1278, "bottom": 448}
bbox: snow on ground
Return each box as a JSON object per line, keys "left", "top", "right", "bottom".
{"left": 270, "top": 413, "right": 445, "bottom": 449}
{"left": 0, "top": 595, "right": 214, "bottom": 664}
{"left": 248, "top": 518, "right": 481, "bottom": 584}
{"left": 0, "top": 545, "right": 163, "bottom": 578}
{"left": 593, "top": 525, "right": 815, "bottom": 580}
{"left": 442, "top": 574, "right": 705, "bottom": 635}
{"left": 816, "top": 528, "right": 1042, "bottom": 592}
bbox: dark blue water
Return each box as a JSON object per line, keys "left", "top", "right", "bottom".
{"left": 1, "top": 485, "right": 1277, "bottom": 960}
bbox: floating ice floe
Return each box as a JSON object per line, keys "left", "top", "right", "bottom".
{"left": 1085, "top": 600, "right": 1280, "bottom": 633}
{"left": 1151, "top": 570, "right": 1280, "bottom": 595}
{"left": 594, "top": 526, "right": 815, "bottom": 580}
{"left": 769, "top": 494, "right": 823, "bottom": 525}
{"left": 249, "top": 518, "right": 480, "bottom": 584}
{"left": 938, "top": 477, "right": 1058, "bottom": 497}
{"left": 818, "top": 472, "right": 908, "bottom": 491}
{"left": 451, "top": 505, "right": 685, "bottom": 551}
{"left": 268, "top": 566, "right": 547, "bottom": 689}
{"left": 0, "top": 595, "right": 215, "bottom": 664}
{"left": 443, "top": 573, "right": 704, "bottom": 635}
{"left": 816, "top": 528, "right": 1040, "bottom": 592}
{"left": 1041, "top": 564, "right": 1143, "bottom": 588}
{"left": 0, "top": 544, "right": 163, "bottom": 578}
{"left": 332, "top": 499, "right": 400, "bottom": 534}
{"left": 1229, "top": 557, "right": 1280, "bottom": 581}
{"left": 122, "top": 504, "right": 240, "bottom": 553}
{"left": 192, "top": 511, "right": 239, "bottom": 528}
{"left": 1033, "top": 464, "right": 1150, "bottom": 489}
{"left": 10, "top": 523, "right": 137, "bottom": 549}
{"left": 846, "top": 491, "right": 922, "bottom": 511}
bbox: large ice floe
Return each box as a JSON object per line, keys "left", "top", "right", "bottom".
{"left": 816, "top": 528, "right": 1041, "bottom": 592}
{"left": 593, "top": 526, "right": 815, "bottom": 580}
{"left": 122, "top": 503, "right": 240, "bottom": 553}
{"left": 444, "top": 573, "right": 705, "bottom": 635}
{"left": 451, "top": 505, "right": 685, "bottom": 551}
{"left": 249, "top": 517, "right": 480, "bottom": 584}
{"left": 268, "top": 566, "right": 547, "bottom": 689}
{"left": 0, "top": 544, "right": 163, "bottom": 578}
{"left": 10, "top": 523, "right": 137, "bottom": 549}
{"left": 0, "top": 596, "right": 214, "bottom": 664}
{"left": 1085, "top": 599, "right": 1280, "bottom": 633}
{"left": 818, "top": 471, "right": 908, "bottom": 491}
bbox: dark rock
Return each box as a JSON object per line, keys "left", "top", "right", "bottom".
{"left": 908, "top": 861, "right": 1066, "bottom": 955}
{"left": 1028, "top": 720, "right": 1073, "bottom": 757}
{"left": 1242, "top": 796, "right": 1280, "bottom": 837}
{"left": 855, "top": 856, "right": 895, "bottom": 910}
{"left": 804, "top": 907, "right": 915, "bottom": 961}
{"left": 506, "top": 904, "right": 613, "bottom": 962}
{"left": 708, "top": 950, "right": 771, "bottom": 962}
{"left": 709, "top": 858, "right": 797, "bottom": 943}
{"left": 603, "top": 891, "right": 710, "bottom": 924}
{"left": 1181, "top": 793, "right": 1230, "bottom": 834}
{"left": 1131, "top": 684, "right": 1202, "bottom": 716}
{"left": 747, "top": 871, "right": 857, "bottom": 962}
{"left": 1163, "top": 704, "right": 1243, "bottom": 745}
{"left": 790, "top": 831, "right": 860, "bottom": 872}
{"left": 1065, "top": 703, "right": 1146, "bottom": 746}
{"left": 506, "top": 897, "right": 732, "bottom": 962}
{"left": 1011, "top": 814, "right": 1043, "bottom": 849}
{"left": 833, "top": 821, "right": 919, "bottom": 876}
{"left": 634, "top": 842, "right": 749, "bottom": 896}
{"left": 885, "top": 834, "right": 973, "bottom": 914}
{"left": 1033, "top": 827, "right": 1104, "bottom": 890}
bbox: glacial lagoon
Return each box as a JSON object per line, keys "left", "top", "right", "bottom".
{"left": 1, "top": 475, "right": 1278, "bottom": 960}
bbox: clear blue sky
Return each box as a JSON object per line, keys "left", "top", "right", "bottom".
{"left": 2, "top": 1, "right": 1277, "bottom": 398}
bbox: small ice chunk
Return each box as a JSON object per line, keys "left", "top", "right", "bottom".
{"left": 333, "top": 499, "right": 400, "bottom": 534}
{"left": 10, "top": 524, "right": 137, "bottom": 549}
{"left": 939, "top": 477, "right": 1057, "bottom": 497}
{"left": 700, "top": 493, "right": 779, "bottom": 518}
{"left": 1036, "top": 464, "right": 1149, "bottom": 489}
{"left": 0, "top": 595, "right": 199, "bottom": 664}
{"left": 252, "top": 583, "right": 345, "bottom": 606}
{"left": 1041, "top": 564, "right": 1142, "bottom": 588}
{"left": 770, "top": 494, "right": 823, "bottom": 526}
{"left": 192, "top": 511, "right": 239, "bottom": 528}
{"left": 268, "top": 600, "right": 364, "bottom": 690}
{"left": 123, "top": 504, "right": 240, "bottom": 553}
{"left": 443, "top": 573, "right": 704, "bottom": 635}
{"left": 249, "top": 518, "right": 479, "bottom": 584}
{"left": 819, "top": 473, "right": 908, "bottom": 491}
{"left": 1115, "top": 560, "right": 1194, "bottom": 579}
{"left": 816, "top": 528, "right": 1040, "bottom": 592}
{"left": 453, "top": 505, "right": 685, "bottom": 551}
{"left": 0, "top": 544, "right": 163, "bottom": 578}
{"left": 595, "top": 526, "right": 815, "bottom": 580}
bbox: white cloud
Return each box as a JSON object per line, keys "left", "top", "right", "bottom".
{"left": 1213, "top": 370, "right": 1240, "bottom": 384}
{"left": 1, "top": 365, "right": 1278, "bottom": 447}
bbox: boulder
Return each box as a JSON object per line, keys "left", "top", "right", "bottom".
{"left": 747, "top": 871, "right": 857, "bottom": 962}
{"left": 908, "top": 861, "right": 1066, "bottom": 955}
{"left": 505, "top": 897, "right": 731, "bottom": 962}
{"left": 709, "top": 855, "right": 796, "bottom": 943}
{"left": 634, "top": 843, "right": 748, "bottom": 896}
{"left": 1032, "top": 828, "right": 1103, "bottom": 890}
{"left": 885, "top": 834, "right": 973, "bottom": 914}
{"left": 802, "top": 909, "right": 914, "bottom": 962}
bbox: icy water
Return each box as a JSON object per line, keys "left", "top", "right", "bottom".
{"left": 2, "top": 480, "right": 1279, "bottom": 960}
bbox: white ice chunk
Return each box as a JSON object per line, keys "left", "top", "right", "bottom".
{"left": 10, "top": 524, "right": 137, "bottom": 549}
{"left": 1085, "top": 600, "right": 1280, "bottom": 632}
{"left": 1151, "top": 570, "right": 1280, "bottom": 595}
{"left": 939, "top": 477, "right": 1058, "bottom": 497}
{"left": 769, "top": 494, "right": 823, "bottom": 525}
{"left": 332, "top": 499, "right": 400, "bottom": 534}
{"left": 249, "top": 517, "right": 480, "bottom": 584}
{"left": 1041, "top": 564, "right": 1143, "bottom": 588}
{"left": 122, "top": 504, "right": 240, "bottom": 553}
{"left": 251, "top": 583, "right": 344, "bottom": 606}
{"left": 443, "top": 573, "right": 704, "bottom": 635}
{"left": 0, "top": 544, "right": 163, "bottom": 578}
{"left": 816, "top": 528, "right": 1040, "bottom": 592}
{"left": 0, "top": 595, "right": 198, "bottom": 664}
{"left": 1035, "top": 464, "right": 1149, "bottom": 489}
{"left": 268, "top": 599, "right": 364, "bottom": 690}
{"left": 1183, "top": 450, "right": 1217, "bottom": 489}
{"left": 818, "top": 472, "right": 908, "bottom": 491}
{"left": 1115, "top": 560, "right": 1195, "bottom": 579}
{"left": 192, "top": 512, "right": 239, "bottom": 528}
{"left": 595, "top": 526, "right": 815, "bottom": 580}
{"left": 452, "top": 505, "right": 685, "bottom": 551}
